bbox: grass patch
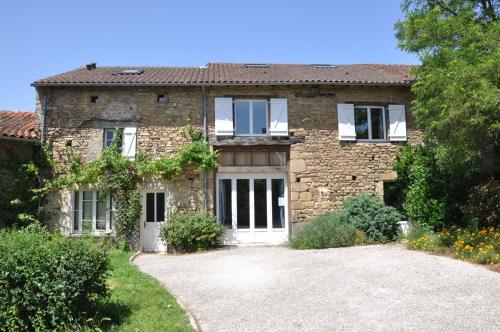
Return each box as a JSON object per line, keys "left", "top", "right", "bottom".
{"left": 95, "top": 251, "right": 194, "bottom": 331}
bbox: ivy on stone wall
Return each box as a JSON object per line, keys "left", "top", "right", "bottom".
{"left": 46, "top": 124, "right": 218, "bottom": 246}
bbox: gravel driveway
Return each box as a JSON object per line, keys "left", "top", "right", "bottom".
{"left": 134, "top": 245, "right": 500, "bottom": 332}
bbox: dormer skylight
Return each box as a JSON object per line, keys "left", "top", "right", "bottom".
{"left": 311, "top": 64, "right": 337, "bottom": 69}
{"left": 118, "top": 69, "right": 144, "bottom": 75}
{"left": 244, "top": 64, "right": 270, "bottom": 69}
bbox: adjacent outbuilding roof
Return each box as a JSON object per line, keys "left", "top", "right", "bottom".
{"left": 0, "top": 111, "right": 38, "bottom": 140}
{"left": 32, "top": 63, "right": 415, "bottom": 87}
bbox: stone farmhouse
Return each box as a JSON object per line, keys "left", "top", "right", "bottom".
{"left": 33, "top": 62, "right": 417, "bottom": 251}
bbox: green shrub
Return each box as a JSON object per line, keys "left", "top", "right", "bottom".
{"left": 290, "top": 212, "right": 356, "bottom": 249}
{"left": 462, "top": 179, "right": 500, "bottom": 228}
{"left": 0, "top": 224, "right": 110, "bottom": 331}
{"left": 160, "top": 212, "right": 225, "bottom": 252}
{"left": 342, "top": 194, "right": 402, "bottom": 243}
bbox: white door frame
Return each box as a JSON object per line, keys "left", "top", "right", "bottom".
{"left": 216, "top": 172, "right": 288, "bottom": 244}
{"left": 140, "top": 191, "right": 168, "bottom": 252}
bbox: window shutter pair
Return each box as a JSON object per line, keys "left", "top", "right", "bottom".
{"left": 215, "top": 97, "right": 288, "bottom": 136}
{"left": 336, "top": 103, "right": 407, "bottom": 141}
{"left": 122, "top": 127, "right": 137, "bottom": 159}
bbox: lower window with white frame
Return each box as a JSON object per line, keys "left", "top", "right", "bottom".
{"left": 72, "top": 191, "right": 114, "bottom": 234}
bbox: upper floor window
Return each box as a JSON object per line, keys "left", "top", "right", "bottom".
{"left": 235, "top": 100, "right": 268, "bottom": 135}
{"left": 354, "top": 106, "right": 386, "bottom": 140}
{"left": 104, "top": 128, "right": 122, "bottom": 151}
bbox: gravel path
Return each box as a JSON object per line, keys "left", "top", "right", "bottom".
{"left": 134, "top": 245, "right": 500, "bottom": 332}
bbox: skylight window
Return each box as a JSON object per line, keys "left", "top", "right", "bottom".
{"left": 311, "top": 64, "right": 337, "bottom": 69}
{"left": 244, "top": 64, "right": 270, "bottom": 69}
{"left": 119, "top": 69, "right": 144, "bottom": 75}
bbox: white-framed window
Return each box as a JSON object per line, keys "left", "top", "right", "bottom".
{"left": 234, "top": 100, "right": 268, "bottom": 135}
{"left": 72, "top": 191, "right": 114, "bottom": 234}
{"left": 145, "top": 192, "right": 166, "bottom": 223}
{"left": 104, "top": 128, "right": 123, "bottom": 151}
{"left": 354, "top": 106, "right": 386, "bottom": 141}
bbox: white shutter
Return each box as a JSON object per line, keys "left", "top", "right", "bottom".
{"left": 215, "top": 97, "right": 233, "bottom": 135}
{"left": 388, "top": 105, "right": 407, "bottom": 141}
{"left": 122, "top": 127, "right": 137, "bottom": 159}
{"left": 337, "top": 103, "right": 356, "bottom": 140}
{"left": 269, "top": 98, "right": 288, "bottom": 136}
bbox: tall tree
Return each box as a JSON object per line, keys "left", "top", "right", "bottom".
{"left": 395, "top": 0, "right": 499, "bottom": 172}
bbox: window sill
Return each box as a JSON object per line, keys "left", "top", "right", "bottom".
{"left": 69, "top": 230, "right": 114, "bottom": 237}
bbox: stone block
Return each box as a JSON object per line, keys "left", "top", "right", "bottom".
{"left": 299, "top": 192, "right": 312, "bottom": 201}
{"left": 291, "top": 182, "right": 309, "bottom": 192}
{"left": 290, "top": 159, "right": 306, "bottom": 173}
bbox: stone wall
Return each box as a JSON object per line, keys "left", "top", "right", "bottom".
{"left": 0, "top": 139, "right": 37, "bottom": 187}
{"left": 0, "top": 139, "right": 38, "bottom": 227}
{"left": 36, "top": 84, "right": 419, "bottom": 234}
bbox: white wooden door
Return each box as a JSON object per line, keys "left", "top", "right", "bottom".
{"left": 142, "top": 192, "right": 167, "bottom": 252}
{"left": 216, "top": 173, "right": 288, "bottom": 244}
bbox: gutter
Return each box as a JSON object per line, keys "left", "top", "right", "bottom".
{"left": 0, "top": 136, "right": 40, "bottom": 144}
{"left": 31, "top": 81, "right": 414, "bottom": 88}
{"left": 201, "top": 85, "right": 209, "bottom": 211}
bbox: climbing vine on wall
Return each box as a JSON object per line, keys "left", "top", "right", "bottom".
{"left": 45, "top": 125, "right": 218, "bottom": 246}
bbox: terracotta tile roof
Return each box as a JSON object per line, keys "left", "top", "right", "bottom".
{"left": 33, "top": 63, "right": 415, "bottom": 87}
{"left": 0, "top": 111, "right": 38, "bottom": 140}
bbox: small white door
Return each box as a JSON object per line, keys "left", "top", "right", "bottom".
{"left": 216, "top": 173, "right": 288, "bottom": 244}
{"left": 142, "top": 192, "right": 167, "bottom": 252}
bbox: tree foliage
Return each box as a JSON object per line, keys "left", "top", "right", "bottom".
{"left": 391, "top": 0, "right": 499, "bottom": 229}
{"left": 395, "top": 0, "right": 499, "bottom": 170}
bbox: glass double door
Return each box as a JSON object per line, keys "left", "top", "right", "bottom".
{"left": 217, "top": 173, "right": 288, "bottom": 244}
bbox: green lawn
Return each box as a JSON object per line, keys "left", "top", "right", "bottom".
{"left": 97, "top": 251, "right": 194, "bottom": 332}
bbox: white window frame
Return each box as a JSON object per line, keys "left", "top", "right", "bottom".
{"left": 234, "top": 99, "right": 269, "bottom": 136}
{"left": 71, "top": 191, "right": 113, "bottom": 235}
{"left": 354, "top": 106, "right": 387, "bottom": 141}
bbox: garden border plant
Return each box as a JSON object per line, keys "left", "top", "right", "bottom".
{"left": 44, "top": 124, "right": 218, "bottom": 247}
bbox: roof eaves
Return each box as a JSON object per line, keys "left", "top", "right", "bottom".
{"left": 32, "top": 80, "right": 414, "bottom": 87}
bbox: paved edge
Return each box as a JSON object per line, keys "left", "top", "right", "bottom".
{"left": 131, "top": 256, "right": 202, "bottom": 332}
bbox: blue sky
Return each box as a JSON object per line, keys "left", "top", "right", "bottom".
{"left": 0, "top": 0, "right": 418, "bottom": 111}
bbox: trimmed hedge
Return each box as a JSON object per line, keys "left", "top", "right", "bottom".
{"left": 160, "top": 212, "right": 225, "bottom": 252}
{"left": 0, "top": 224, "right": 110, "bottom": 331}
{"left": 290, "top": 212, "right": 357, "bottom": 249}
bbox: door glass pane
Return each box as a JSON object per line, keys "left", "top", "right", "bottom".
{"left": 82, "top": 191, "right": 93, "bottom": 232}
{"left": 252, "top": 101, "right": 267, "bottom": 134}
{"left": 370, "top": 108, "right": 384, "bottom": 139}
{"left": 146, "top": 193, "right": 155, "bottom": 222}
{"left": 235, "top": 101, "right": 250, "bottom": 135}
{"left": 354, "top": 107, "right": 369, "bottom": 139}
{"left": 254, "top": 179, "right": 268, "bottom": 229}
{"left": 236, "top": 179, "right": 250, "bottom": 229}
{"left": 218, "top": 179, "right": 232, "bottom": 229}
{"left": 156, "top": 193, "right": 165, "bottom": 222}
{"left": 272, "top": 179, "right": 286, "bottom": 228}
{"left": 96, "top": 192, "right": 107, "bottom": 230}
{"left": 73, "top": 191, "right": 79, "bottom": 231}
